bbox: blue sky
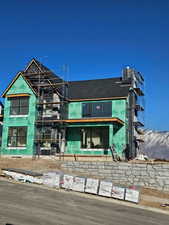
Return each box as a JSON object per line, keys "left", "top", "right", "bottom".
{"left": 0, "top": 0, "right": 169, "bottom": 131}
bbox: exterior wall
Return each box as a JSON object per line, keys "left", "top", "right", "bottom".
{"left": 61, "top": 161, "right": 169, "bottom": 191}
{"left": 68, "top": 99, "right": 126, "bottom": 120}
{"left": 112, "top": 100, "right": 127, "bottom": 155}
{"left": 66, "top": 127, "right": 81, "bottom": 154}
{"left": 66, "top": 99, "right": 127, "bottom": 156}
{"left": 1, "top": 75, "right": 37, "bottom": 156}
{"left": 68, "top": 102, "right": 82, "bottom": 119}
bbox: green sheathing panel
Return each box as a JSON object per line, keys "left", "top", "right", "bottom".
{"left": 66, "top": 127, "right": 81, "bottom": 154}
{"left": 126, "top": 97, "right": 129, "bottom": 146}
{"left": 68, "top": 102, "right": 82, "bottom": 119}
{"left": 1, "top": 75, "right": 36, "bottom": 156}
{"left": 112, "top": 99, "right": 127, "bottom": 156}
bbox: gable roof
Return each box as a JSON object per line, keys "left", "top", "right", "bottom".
{"left": 1, "top": 72, "right": 37, "bottom": 97}
{"left": 2, "top": 59, "right": 63, "bottom": 98}
{"left": 23, "top": 58, "right": 63, "bottom": 95}
{"left": 25, "top": 58, "right": 53, "bottom": 73}
{"left": 68, "top": 77, "right": 131, "bottom": 100}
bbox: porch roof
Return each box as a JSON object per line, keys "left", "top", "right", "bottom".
{"left": 63, "top": 117, "right": 124, "bottom": 125}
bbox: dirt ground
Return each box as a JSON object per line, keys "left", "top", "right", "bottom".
{"left": 1, "top": 157, "right": 169, "bottom": 211}
{"left": 0, "top": 157, "right": 62, "bottom": 172}
{"left": 140, "top": 188, "right": 169, "bottom": 211}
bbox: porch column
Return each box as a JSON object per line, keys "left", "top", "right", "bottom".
{"left": 109, "top": 124, "right": 114, "bottom": 149}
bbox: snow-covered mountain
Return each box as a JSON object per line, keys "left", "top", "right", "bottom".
{"left": 139, "top": 130, "right": 169, "bottom": 160}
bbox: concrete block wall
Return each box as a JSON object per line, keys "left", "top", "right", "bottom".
{"left": 61, "top": 161, "right": 169, "bottom": 191}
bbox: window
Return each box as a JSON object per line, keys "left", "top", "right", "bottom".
{"left": 8, "top": 127, "right": 27, "bottom": 147}
{"left": 82, "top": 102, "right": 112, "bottom": 118}
{"left": 10, "top": 97, "right": 29, "bottom": 115}
{"left": 81, "top": 127, "right": 109, "bottom": 149}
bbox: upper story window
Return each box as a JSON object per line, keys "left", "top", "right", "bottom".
{"left": 10, "top": 97, "right": 29, "bottom": 115}
{"left": 82, "top": 102, "right": 112, "bottom": 118}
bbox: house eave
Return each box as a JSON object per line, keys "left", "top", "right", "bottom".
{"left": 69, "top": 96, "right": 128, "bottom": 102}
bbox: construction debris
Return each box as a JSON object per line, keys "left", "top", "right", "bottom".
{"left": 2, "top": 168, "right": 43, "bottom": 184}
{"left": 160, "top": 203, "right": 169, "bottom": 207}
{"left": 1, "top": 168, "right": 140, "bottom": 204}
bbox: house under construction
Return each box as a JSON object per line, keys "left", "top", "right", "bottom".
{"left": 0, "top": 59, "right": 144, "bottom": 160}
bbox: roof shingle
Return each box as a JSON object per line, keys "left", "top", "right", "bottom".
{"left": 68, "top": 77, "right": 131, "bottom": 100}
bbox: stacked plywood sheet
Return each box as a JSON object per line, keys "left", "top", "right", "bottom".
{"left": 72, "top": 176, "right": 86, "bottom": 192}
{"left": 62, "top": 174, "right": 74, "bottom": 190}
{"left": 1, "top": 168, "right": 140, "bottom": 204}
{"left": 43, "top": 171, "right": 64, "bottom": 188}
{"left": 111, "top": 186, "right": 125, "bottom": 200}
{"left": 125, "top": 188, "right": 140, "bottom": 203}
{"left": 98, "top": 180, "right": 112, "bottom": 197}
{"left": 85, "top": 178, "right": 99, "bottom": 194}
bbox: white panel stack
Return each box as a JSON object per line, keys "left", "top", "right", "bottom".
{"left": 3, "top": 171, "right": 26, "bottom": 182}
{"left": 12, "top": 173, "right": 26, "bottom": 182}
{"left": 72, "top": 176, "right": 86, "bottom": 192}
{"left": 43, "top": 172, "right": 62, "bottom": 188}
{"left": 62, "top": 174, "right": 74, "bottom": 190}
{"left": 125, "top": 188, "right": 140, "bottom": 203}
{"left": 85, "top": 178, "right": 99, "bottom": 194}
{"left": 2, "top": 169, "right": 43, "bottom": 184}
{"left": 32, "top": 177, "right": 43, "bottom": 184}
{"left": 55, "top": 172, "right": 64, "bottom": 187}
{"left": 98, "top": 181, "right": 112, "bottom": 197}
{"left": 24, "top": 175, "right": 35, "bottom": 183}
{"left": 3, "top": 170, "right": 19, "bottom": 179}
{"left": 111, "top": 186, "right": 125, "bottom": 200}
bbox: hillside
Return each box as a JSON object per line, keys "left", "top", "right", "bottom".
{"left": 140, "top": 130, "right": 169, "bottom": 160}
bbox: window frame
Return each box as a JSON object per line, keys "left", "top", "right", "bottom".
{"left": 7, "top": 126, "right": 27, "bottom": 148}
{"left": 82, "top": 101, "right": 112, "bottom": 118}
{"left": 80, "top": 126, "right": 109, "bottom": 149}
{"left": 10, "top": 96, "right": 29, "bottom": 116}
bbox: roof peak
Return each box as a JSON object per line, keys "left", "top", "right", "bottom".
{"left": 24, "top": 58, "right": 51, "bottom": 73}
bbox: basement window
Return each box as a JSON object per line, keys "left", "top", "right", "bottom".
{"left": 8, "top": 127, "right": 27, "bottom": 147}
{"left": 80, "top": 127, "right": 109, "bottom": 149}
{"left": 10, "top": 97, "right": 29, "bottom": 115}
{"left": 82, "top": 102, "right": 112, "bottom": 118}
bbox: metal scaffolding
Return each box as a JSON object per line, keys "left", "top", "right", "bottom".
{"left": 22, "top": 60, "right": 69, "bottom": 157}
{"left": 122, "top": 67, "right": 145, "bottom": 159}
